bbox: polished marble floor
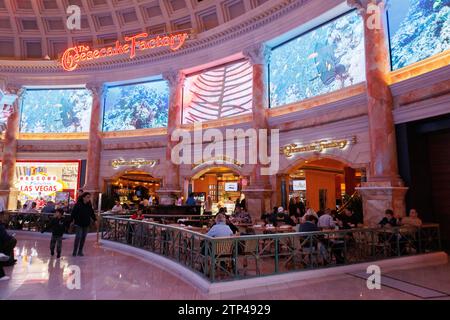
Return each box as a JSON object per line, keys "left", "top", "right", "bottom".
{"left": 1, "top": 234, "right": 449, "bottom": 300}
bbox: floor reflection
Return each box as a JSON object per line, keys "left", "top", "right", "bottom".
{"left": 1, "top": 234, "right": 449, "bottom": 300}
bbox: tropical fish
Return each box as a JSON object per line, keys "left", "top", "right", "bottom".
{"left": 310, "top": 41, "right": 347, "bottom": 86}
{"left": 307, "top": 52, "right": 318, "bottom": 59}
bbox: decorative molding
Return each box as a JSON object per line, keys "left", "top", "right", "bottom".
{"left": 18, "top": 132, "right": 89, "bottom": 140}
{"left": 393, "top": 94, "right": 450, "bottom": 125}
{"left": 102, "top": 141, "right": 167, "bottom": 150}
{"left": 389, "top": 52, "right": 450, "bottom": 90}
{"left": 17, "top": 144, "right": 88, "bottom": 152}
{"left": 191, "top": 156, "right": 245, "bottom": 170}
{"left": 101, "top": 127, "right": 167, "bottom": 139}
{"left": 0, "top": 0, "right": 312, "bottom": 74}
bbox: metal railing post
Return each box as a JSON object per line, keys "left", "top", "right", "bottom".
{"left": 211, "top": 239, "right": 216, "bottom": 282}
{"left": 190, "top": 234, "right": 194, "bottom": 268}
{"left": 234, "top": 238, "right": 238, "bottom": 278}
{"left": 97, "top": 217, "right": 442, "bottom": 284}
{"left": 274, "top": 237, "right": 279, "bottom": 274}
{"left": 343, "top": 234, "right": 347, "bottom": 264}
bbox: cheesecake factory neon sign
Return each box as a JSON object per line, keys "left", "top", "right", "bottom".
{"left": 61, "top": 32, "right": 188, "bottom": 71}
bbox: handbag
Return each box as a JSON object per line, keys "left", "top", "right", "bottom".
{"left": 0, "top": 253, "right": 9, "bottom": 262}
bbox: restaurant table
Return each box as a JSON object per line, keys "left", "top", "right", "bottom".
{"left": 251, "top": 224, "right": 295, "bottom": 234}
{"left": 232, "top": 222, "right": 253, "bottom": 234}
{"left": 166, "top": 223, "right": 208, "bottom": 234}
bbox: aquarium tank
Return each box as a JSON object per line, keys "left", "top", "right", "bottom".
{"left": 388, "top": 0, "right": 450, "bottom": 70}
{"left": 103, "top": 80, "right": 169, "bottom": 131}
{"left": 269, "top": 10, "right": 365, "bottom": 108}
{"left": 20, "top": 89, "right": 92, "bottom": 133}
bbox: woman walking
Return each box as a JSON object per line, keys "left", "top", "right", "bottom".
{"left": 71, "top": 192, "right": 97, "bottom": 256}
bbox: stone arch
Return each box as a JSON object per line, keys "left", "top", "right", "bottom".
{"left": 108, "top": 167, "right": 162, "bottom": 181}
{"left": 189, "top": 163, "right": 245, "bottom": 180}
{"left": 102, "top": 168, "right": 162, "bottom": 193}
{"left": 280, "top": 153, "right": 367, "bottom": 175}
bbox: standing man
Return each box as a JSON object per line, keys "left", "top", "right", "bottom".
{"left": 70, "top": 192, "right": 97, "bottom": 256}
{"left": 0, "top": 218, "right": 17, "bottom": 266}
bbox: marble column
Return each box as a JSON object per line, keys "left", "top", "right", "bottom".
{"left": 0, "top": 85, "right": 22, "bottom": 209}
{"left": 242, "top": 43, "right": 273, "bottom": 220}
{"left": 83, "top": 83, "right": 103, "bottom": 199}
{"left": 157, "top": 70, "right": 185, "bottom": 205}
{"left": 348, "top": 0, "right": 408, "bottom": 225}
{"left": 344, "top": 167, "right": 356, "bottom": 195}
{"left": 276, "top": 174, "right": 290, "bottom": 209}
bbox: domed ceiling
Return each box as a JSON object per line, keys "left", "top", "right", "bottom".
{"left": 0, "top": 0, "right": 271, "bottom": 60}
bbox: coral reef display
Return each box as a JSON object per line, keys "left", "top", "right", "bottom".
{"left": 20, "top": 89, "right": 92, "bottom": 133}
{"left": 389, "top": 0, "right": 450, "bottom": 70}
{"left": 269, "top": 10, "right": 365, "bottom": 108}
{"left": 103, "top": 80, "right": 169, "bottom": 131}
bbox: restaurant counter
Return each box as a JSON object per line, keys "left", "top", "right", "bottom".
{"left": 146, "top": 205, "right": 202, "bottom": 216}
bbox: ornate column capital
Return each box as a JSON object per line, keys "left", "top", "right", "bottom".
{"left": 3, "top": 85, "right": 23, "bottom": 114}
{"left": 242, "top": 43, "right": 271, "bottom": 65}
{"left": 5, "top": 84, "right": 25, "bottom": 98}
{"left": 162, "top": 70, "right": 185, "bottom": 90}
{"left": 85, "top": 82, "right": 105, "bottom": 98}
{"left": 347, "top": 0, "right": 388, "bottom": 14}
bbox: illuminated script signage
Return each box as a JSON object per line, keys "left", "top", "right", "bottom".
{"left": 280, "top": 137, "right": 357, "bottom": 157}
{"left": 111, "top": 158, "right": 158, "bottom": 169}
{"left": 61, "top": 32, "right": 188, "bottom": 71}
{"left": 191, "top": 156, "right": 244, "bottom": 170}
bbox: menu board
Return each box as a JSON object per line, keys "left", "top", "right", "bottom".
{"left": 224, "top": 182, "right": 238, "bottom": 192}
{"left": 293, "top": 180, "right": 306, "bottom": 191}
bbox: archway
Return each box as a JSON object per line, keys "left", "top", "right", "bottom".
{"left": 284, "top": 157, "right": 365, "bottom": 213}
{"left": 189, "top": 166, "right": 248, "bottom": 214}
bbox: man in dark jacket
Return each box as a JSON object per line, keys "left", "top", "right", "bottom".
{"left": 0, "top": 221, "right": 17, "bottom": 266}
{"left": 337, "top": 208, "right": 359, "bottom": 229}
{"left": 299, "top": 215, "right": 319, "bottom": 232}
{"left": 70, "top": 192, "right": 96, "bottom": 257}
{"left": 41, "top": 208, "right": 67, "bottom": 258}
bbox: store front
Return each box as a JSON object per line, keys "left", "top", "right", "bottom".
{"left": 107, "top": 170, "right": 161, "bottom": 207}
{"left": 284, "top": 158, "right": 363, "bottom": 212}
{"left": 0, "top": 160, "right": 81, "bottom": 209}
{"left": 397, "top": 113, "right": 450, "bottom": 250}
{"left": 190, "top": 166, "right": 248, "bottom": 215}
